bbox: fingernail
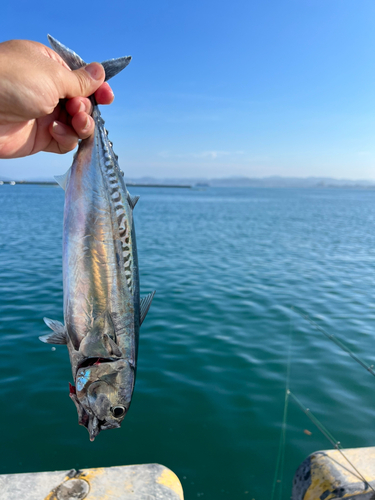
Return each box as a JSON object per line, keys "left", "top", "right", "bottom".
{"left": 78, "top": 101, "right": 85, "bottom": 113}
{"left": 107, "top": 85, "right": 114, "bottom": 98}
{"left": 84, "top": 63, "right": 103, "bottom": 80}
{"left": 52, "top": 121, "right": 65, "bottom": 135}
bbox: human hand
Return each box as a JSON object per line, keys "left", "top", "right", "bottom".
{"left": 0, "top": 39, "right": 114, "bottom": 159}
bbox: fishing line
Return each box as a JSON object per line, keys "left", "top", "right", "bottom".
{"left": 291, "top": 307, "right": 375, "bottom": 378}
{"left": 271, "top": 311, "right": 293, "bottom": 500}
{"left": 271, "top": 308, "right": 375, "bottom": 499}
{"left": 288, "top": 390, "right": 375, "bottom": 494}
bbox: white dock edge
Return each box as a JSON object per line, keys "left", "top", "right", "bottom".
{"left": 0, "top": 463, "right": 184, "bottom": 500}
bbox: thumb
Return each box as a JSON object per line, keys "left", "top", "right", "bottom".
{"left": 58, "top": 62, "right": 105, "bottom": 99}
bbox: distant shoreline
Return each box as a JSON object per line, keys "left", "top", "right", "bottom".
{"left": 2, "top": 179, "right": 375, "bottom": 190}
{"left": 0, "top": 180, "right": 192, "bottom": 188}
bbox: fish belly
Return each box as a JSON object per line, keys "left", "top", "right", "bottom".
{"left": 62, "top": 132, "right": 135, "bottom": 352}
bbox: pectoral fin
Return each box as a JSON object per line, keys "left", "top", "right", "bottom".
{"left": 39, "top": 317, "right": 67, "bottom": 345}
{"left": 140, "top": 291, "right": 156, "bottom": 326}
{"left": 103, "top": 334, "right": 122, "bottom": 357}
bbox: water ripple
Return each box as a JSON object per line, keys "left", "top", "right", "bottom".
{"left": 2, "top": 186, "right": 375, "bottom": 498}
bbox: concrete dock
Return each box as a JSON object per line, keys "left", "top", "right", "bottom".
{"left": 0, "top": 463, "right": 184, "bottom": 500}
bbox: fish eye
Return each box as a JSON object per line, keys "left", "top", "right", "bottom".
{"left": 111, "top": 406, "right": 126, "bottom": 418}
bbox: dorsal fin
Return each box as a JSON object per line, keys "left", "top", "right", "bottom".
{"left": 48, "top": 35, "right": 131, "bottom": 82}
{"left": 127, "top": 193, "right": 140, "bottom": 210}
{"left": 140, "top": 291, "right": 156, "bottom": 326}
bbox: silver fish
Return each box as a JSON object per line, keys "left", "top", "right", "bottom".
{"left": 40, "top": 36, "right": 155, "bottom": 441}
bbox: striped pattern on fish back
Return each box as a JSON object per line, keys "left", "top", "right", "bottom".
{"left": 94, "top": 110, "right": 134, "bottom": 294}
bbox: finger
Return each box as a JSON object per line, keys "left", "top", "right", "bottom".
{"left": 56, "top": 62, "right": 105, "bottom": 100}
{"left": 65, "top": 97, "right": 92, "bottom": 117}
{"left": 71, "top": 112, "right": 95, "bottom": 139}
{"left": 57, "top": 105, "right": 70, "bottom": 126}
{"left": 94, "top": 83, "right": 114, "bottom": 105}
{"left": 65, "top": 85, "right": 114, "bottom": 117}
{"left": 48, "top": 121, "right": 79, "bottom": 154}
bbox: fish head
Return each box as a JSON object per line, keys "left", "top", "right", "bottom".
{"left": 70, "top": 358, "right": 135, "bottom": 441}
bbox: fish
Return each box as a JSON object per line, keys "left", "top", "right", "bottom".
{"left": 39, "top": 35, "right": 155, "bottom": 441}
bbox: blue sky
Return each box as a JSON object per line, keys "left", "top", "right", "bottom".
{"left": 1, "top": 0, "right": 375, "bottom": 180}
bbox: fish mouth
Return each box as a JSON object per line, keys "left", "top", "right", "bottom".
{"left": 88, "top": 416, "right": 121, "bottom": 441}
{"left": 78, "top": 400, "right": 122, "bottom": 442}
{"left": 81, "top": 413, "right": 119, "bottom": 441}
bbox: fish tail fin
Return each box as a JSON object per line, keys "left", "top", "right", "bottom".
{"left": 47, "top": 35, "right": 86, "bottom": 70}
{"left": 47, "top": 35, "right": 131, "bottom": 82}
{"left": 101, "top": 57, "right": 132, "bottom": 82}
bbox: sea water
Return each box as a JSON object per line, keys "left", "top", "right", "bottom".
{"left": 1, "top": 185, "right": 375, "bottom": 499}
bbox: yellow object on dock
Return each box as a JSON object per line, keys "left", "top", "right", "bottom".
{"left": 0, "top": 463, "right": 184, "bottom": 500}
{"left": 292, "top": 446, "right": 375, "bottom": 499}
